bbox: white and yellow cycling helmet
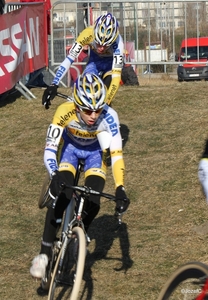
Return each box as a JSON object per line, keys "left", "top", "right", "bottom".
{"left": 94, "top": 13, "right": 119, "bottom": 47}
{"left": 74, "top": 73, "right": 107, "bottom": 111}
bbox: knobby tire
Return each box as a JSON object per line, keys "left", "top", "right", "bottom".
{"left": 158, "top": 261, "right": 208, "bottom": 300}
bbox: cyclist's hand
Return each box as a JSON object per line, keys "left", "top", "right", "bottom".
{"left": 42, "top": 85, "right": 58, "bottom": 109}
{"left": 49, "top": 170, "right": 63, "bottom": 198}
{"left": 115, "top": 185, "right": 130, "bottom": 214}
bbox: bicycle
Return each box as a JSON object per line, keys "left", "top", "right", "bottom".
{"left": 158, "top": 261, "right": 208, "bottom": 300}
{"left": 38, "top": 161, "right": 121, "bottom": 300}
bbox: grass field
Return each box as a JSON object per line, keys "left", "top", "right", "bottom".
{"left": 1, "top": 76, "right": 208, "bottom": 299}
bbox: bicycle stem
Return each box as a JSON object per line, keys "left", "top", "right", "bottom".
{"left": 77, "top": 196, "right": 84, "bottom": 220}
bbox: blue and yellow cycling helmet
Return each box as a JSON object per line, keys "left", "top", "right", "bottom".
{"left": 74, "top": 73, "right": 106, "bottom": 111}
{"left": 94, "top": 13, "right": 119, "bottom": 47}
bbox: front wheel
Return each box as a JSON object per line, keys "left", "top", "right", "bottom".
{"left": 48, "top": 226, "right": 86, "bottom": 300}
{"left": 158, "top": 261, "right": 208, "bottom": 300}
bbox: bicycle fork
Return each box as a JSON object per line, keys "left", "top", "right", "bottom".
{"left": 56, "top": 237, "right": 68, "bottom": 278}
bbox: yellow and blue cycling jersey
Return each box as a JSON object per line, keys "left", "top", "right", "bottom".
{"left": 44, "top": 101, "right": 125, "bottom": 187}
{"left": 52, "top": 27, "right": 124, "bottom": 104}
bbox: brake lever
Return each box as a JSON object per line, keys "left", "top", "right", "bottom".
{"left": 50, "top": 182, "right": 66, "bottom": 209}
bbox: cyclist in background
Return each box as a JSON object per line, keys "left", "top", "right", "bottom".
{"left": 30, "top": 73, "right": 130, "bottom": 279}
{"left": 198, "top": 139, "right": 208, "bottom": 203}
{"left": 42, "top": 12, "right": 124, "bottom": 109}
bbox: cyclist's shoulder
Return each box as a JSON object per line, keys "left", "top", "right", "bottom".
{"left": 52, "top": 101, "right": 77, "bottom": 125}
{"left": 56, "top": 101, "right": 76, "bottom": 112}
{"left": 111, "top": 34, "right": 124, "bottom": 52}
{"left": 117, "top": 34, "right": 124, "bottom": 43}
{"left": 102, "top": 105, "right": 119, "bottom": 120}
{"left": 77, "top": 26, "right": 94, "bottom": 45}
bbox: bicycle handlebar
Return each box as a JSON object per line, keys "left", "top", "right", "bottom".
{"left": 60, "top": 183, "right": 116, "bottom": 201}
{"left": 60, "top": 183, "right": 123, "bottom": 225}
{"left": 49, "top": 183, "right": 123, "bottom": 225}
{"left": 56, "top": 92, "right": 74, "bottom": 102}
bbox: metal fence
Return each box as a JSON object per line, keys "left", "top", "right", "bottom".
{"left": 4, "top": 0, "right": 208, "bottom": 86}
{"left": 47, "top": 0, "right": 208, "bottom": 83}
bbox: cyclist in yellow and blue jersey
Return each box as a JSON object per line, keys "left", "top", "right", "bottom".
{"left": 42, "top": 12, "right": 124, "bottom": 109}
{"left": 30, "top": 73, "right": 130, "bottom": 280}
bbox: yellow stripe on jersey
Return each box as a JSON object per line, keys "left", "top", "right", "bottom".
{"left": 68, "top": 128, "right": 97, "bottom": 139}
{"left": 112, "top": 158, "right": 125, "bottom": 187}
{"left": 59, "top": 162, "right": 77, "bottom": 176}
{"left": 106, "top": 76, "right": 121, "bottom": 105}
{"left": 85, "top": 168, "right": 106, "bottom": 180}
{"left": 110, "top": 149, "right": 123, "bottom": 157}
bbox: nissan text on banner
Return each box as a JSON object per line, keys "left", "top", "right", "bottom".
{"left": 0, "top": 4, "right": 48, "bottom": 95}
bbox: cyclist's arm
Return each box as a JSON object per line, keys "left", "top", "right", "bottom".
{"left": 44, "top": 103, "right": 76, "bottom": 175}
{"left": 52, "top": 27, "right": 94, "bottom": 86}
{"left": 44, "top": 123, "right": 63, "bottom": 175}
{"left": 111, "top": 148, "right": 125, "bottom": 187}
{"left": 106, "top": 36, "right": 124, "bottom": 104}
{"left": 106, "top": 109, "right": 125, "bottom": 187}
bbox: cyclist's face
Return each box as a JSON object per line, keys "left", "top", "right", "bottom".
{"left": 78, "top": 108, "right": 102, "bottom": 126}
{"left": 95, "top": 44, "right": 109, "bottom": 53}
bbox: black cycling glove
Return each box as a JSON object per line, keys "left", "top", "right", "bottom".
{"left": 115, "top": 185, "right": 130, "bottom": 214}
{"left": 42, "top": 85, "right": 58, "bottom": 109}
{"left": 49, "top": 170, "right": 63, "bottom": 198}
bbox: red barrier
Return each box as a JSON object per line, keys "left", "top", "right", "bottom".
{"left": 0, "top": 3, "right": 48, "bottom": 94}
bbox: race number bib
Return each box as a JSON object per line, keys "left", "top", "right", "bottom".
{"left": 46, "top": 124, "right": 63, "bottom": 146}
{"left": 69, "top": 42, "right": 83, "bottom": 59}
{"left": 113, "top": 54, "right": 123, "bottom": 69}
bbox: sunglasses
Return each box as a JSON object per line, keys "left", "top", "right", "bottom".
{"left": 79, "top": 108, "right": 103, "bottom": 115}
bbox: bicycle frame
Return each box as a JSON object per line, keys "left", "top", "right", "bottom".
{"left": 196, "top": 278, "right": 208, "bottom": 300}
{"left": 56, "top": 159, "right": 87, "bottom": 262}
{"left": 41, "top": 160, "right": 85, "bottom": 292}
{"left": 41, "top": 152, "right": 123, "bottom": 299}
{"left": 47, "top": 160, "right": 88, "bottom": 300}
